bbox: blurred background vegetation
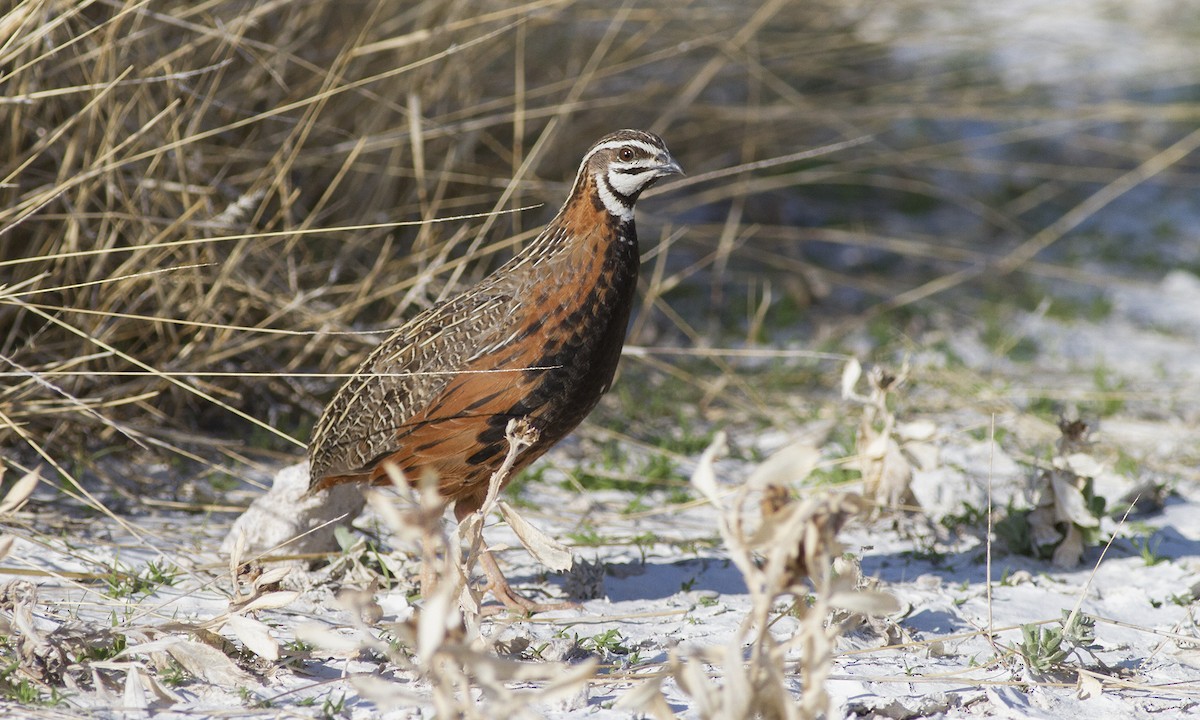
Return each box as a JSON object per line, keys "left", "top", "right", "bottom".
{"left": 2, "top": 0, "right": 1198, "bottom": 493}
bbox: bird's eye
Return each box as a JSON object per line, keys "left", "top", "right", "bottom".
{"left": 619, "top": 147, "right": 635, "bottom": 161}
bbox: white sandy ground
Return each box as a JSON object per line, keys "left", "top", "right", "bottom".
{"left": 2, "top": 271, "right": 1200, "bottom": 719}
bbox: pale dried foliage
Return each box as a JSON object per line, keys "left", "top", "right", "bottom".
{"left": 1018, "top": 419, "right": 1111, "bottom": 567}
{"left": 296, "top": 420, "right": 596, "bottom": 717}
{"left": 622, "top": 433, "right": 898, "bottom": 719}
{"left": 0, "top": 542, "right": 295, "bottom": 707}
{"left": 843, "top": 358, "right": 939, "bottom": 513}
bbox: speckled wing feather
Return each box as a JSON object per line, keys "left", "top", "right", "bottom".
{"left": 307, "top": 289, "right": 516, "bottom": 484}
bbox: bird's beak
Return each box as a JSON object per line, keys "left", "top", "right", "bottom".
{"left": 657, "top": 154, "right": 684, "bottom": 177}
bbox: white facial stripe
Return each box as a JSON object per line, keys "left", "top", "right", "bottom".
{"left": 595, "top": 175, "right": 634, "bottom": 221}
{"left": 608, "top": 168, "right": 653, "bottom": 196}
{"left": 576, "top": 139, "right": 663, "bottom": 176}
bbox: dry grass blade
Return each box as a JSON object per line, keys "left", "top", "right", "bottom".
{"left": 0, "top": 468, "right": 40, "bottom": 515}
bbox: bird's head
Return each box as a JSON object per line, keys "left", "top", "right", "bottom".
{"left": 575, "top": 129, "right": 682, "bottom": 221}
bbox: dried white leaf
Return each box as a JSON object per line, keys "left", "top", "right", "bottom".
{"left": 613, "top": 675, "right": 673, "bottom": 719}
{"left": 497, "top": 501, "right": 572, "bottom": 571}
{"left": 863, "top": 431, "right": 891, "bottom": 460}
{"left": 225, "top": 614, "right": 279, "bottom": 661}
{"left": 417, "top": 575, "right": 456, "bottom": 660}
{"left": 236, "top": 590, "right": 300, "bottom": 614}
{"left": 1064, "top": 452, "right": 1105, "bottom": 478}
{"left": 679, "top": 654, "right": 716, "bottom": 714}
{"left": 1028, "top": 505, "right": 1063, "bottom": 550}
{"left": 351, "top": 674, "right": 427, "bottom": 705}
{"left": 115, "top": 636, "right": 186, "bottom": 659}
{"left": 689, "top": 431, "right": 727, "bottom": 505}
{"left": 896, "top": 419, "right": 937, "bottom": 441}
{"left": 367, "top": 489, "right": 424, "bottom": 544}
{"left": 746, "top": 440, "right": 820, "bottom": 489}
{"left": 1052, "top": 524, "right": 1086, "bottom": 568}
{"left": 165, "top": 639, "right": 254, "bottom": 686}
{"left": 1077, "top": 669, "right": 1105, "bottom": 699}
{"left": 863, "top": 437, "right": 913, "bottom": 508}
{"left": 1049, "top": 473, "right": 1099, "bottom": 528}
{"left": 228, "top": 532, "right": 245, "bottom": 578}
{"left": 253, "top": 566, "right": 292, "bottom": 590}
{"left": 449, "top": 647, "right": 597, "bottom": 692}
{"left": 829, "top": 588, "right": 902, "bottom": 615}
{"left": 722, "top": 634, "right": 752, "bottom": 717}
{"left": 903, "top": 440, "right": 940, "bottom": 472}
{"left": 840, "top": 358, "right": 863, "bottom": 400}
{"left": 294, "top": 623, "right": 365, "bottom": 654}
{"left": 0, "top": 468, "right": 40, "bottom": 515}
{"left": 122, "top": 664, "right": 149, "bottom": 716}
{"left": 0, "top": 535, "right": 14, "bottom": 563}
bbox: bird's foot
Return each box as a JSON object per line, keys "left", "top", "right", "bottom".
{"left": 479, "top": 579, "right": 578, "bottom": 617}
{"left": 476, "top": 547, "right": 577, "bottom": 616}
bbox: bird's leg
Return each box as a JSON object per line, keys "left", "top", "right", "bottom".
{"left": 477, "top": 542, "right": 576, "bottom": 615}
{"left": 454, "top": 496, "right": 576, "bottom": 616}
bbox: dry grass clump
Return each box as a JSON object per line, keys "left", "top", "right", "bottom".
{"left": 294, "top": 422, "right": 594, "bottom": 718}
{"left": 620, "top": 433, "right": 896, "bottom": 720}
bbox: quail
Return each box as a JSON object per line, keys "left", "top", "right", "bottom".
{"left": 308, "top": 129, "right": 682, "bottom": 611}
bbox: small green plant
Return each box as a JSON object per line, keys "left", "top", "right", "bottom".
{"left": 678, "top": 536, "right": 720, "bottom": 555}
{"left": 901, "top": 545, "right": 947, "bottom": 566}
{"left": 321, "top": 692, "right": 347, "bottom": 718}
{"left": 631, "top": 531, "right": 659, "bottom": 563}
{"left": 142, "top": 560, "right": 180, "bottom": 587}
{"left": 332, "top": 532, "right": 399, "bottom": 589}
{"left": 940, "top": 502, "right": 990, "bottom": 535}
{"left": 158, "top": 662, "right": 188, "bottom": 687}
{"left": 0, "top": 659, "right": 65, "bottom": 706}
{"left": 581, "top": 629, "right": 628, "bottom": 655}
{"left": 237, "top": 686, "right": 273, "bottom": 709}
{"left": 997, "top": 418, "right": 1109, "bottom": 566}
{"left": 659, "top": 423, "right": 715, "bottom": 456}
{"left": 207, "top": 472, "right": 240, "bottom": 492}
{"left": 666, "top": 487, "right": 693, "bottom": 505}
{"left": 1113, "top": 449, "right": 1139, "bottom": 477}
{"left": 1027, "top": 396, "right": 1059, "bottom": 419}
{"left": 1168, "top": 592, "right": 1195, "bottom": 607}
{"left": 967, "top": 425, "right": 1009, "bottom": 444}
{"left": 103, "top": 563, "right": 156, "bottom": 598}
{"left": 503, "top": 464, "right": 545, "bottom": 502}
{"left": 12, "top": 679, "right": 44, "bottom": 705}
{"left": 994, "top": 503, "right": 1035, "bottom": 557}
{"left": 1090, "top": 365, "right": 1127, "bottom": 417}
{"left": 1015, "top": 623, "right": 1068, "bottom": 673}
{"left": 76, "top": 633, "right": 127, "bottom": 663}
{"left": 1012, "top": 611, "right": 1097, "bottom": 675}
{"left": 623, "top": 495, "right": 651, "bottom": 515}
{"left": 981, "top": 310, "right": 1039, "bottom": 362}
{"left": 566, "top": 525, "right": 606, "bottom": 547}
{"left": 1130, "top": 535, "right": 1168, "bottom": 566}
{"left": 640, "top": 453, "right": 678, "bottom": 482}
